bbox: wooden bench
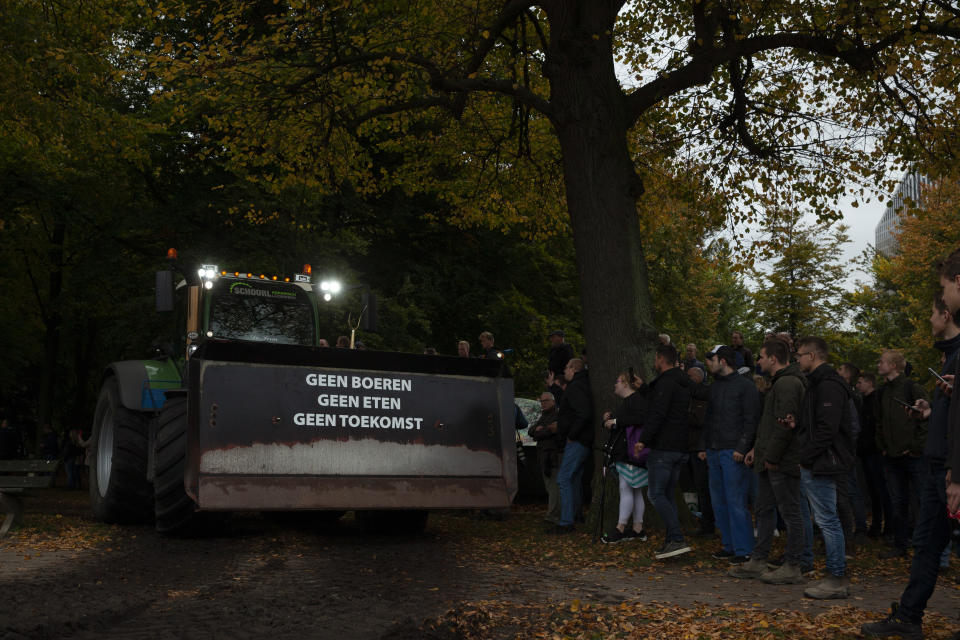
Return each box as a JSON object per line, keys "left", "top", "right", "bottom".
{"left": 0, "top": 459, "right": 61, "bottom": 536}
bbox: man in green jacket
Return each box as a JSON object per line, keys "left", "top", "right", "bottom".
{"left": 729, "top": 338, "right": 807, "bottom": 583}
{"left": 876, "top": 349, "right": 928, "bottom": 558}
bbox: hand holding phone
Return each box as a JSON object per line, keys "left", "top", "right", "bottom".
{"left": 929, "top": 367, "right": 953, "bottom": 388}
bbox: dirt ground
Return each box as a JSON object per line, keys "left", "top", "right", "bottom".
{"left": 2, "top": 490, "right": 959, "bottom": 639}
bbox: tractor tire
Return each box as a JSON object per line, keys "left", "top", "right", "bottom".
{"left": 88, "top": 377, "right": 153, "bottom": 524}
{"left": 153, "top": 394, "right": 197, "bottom": 535}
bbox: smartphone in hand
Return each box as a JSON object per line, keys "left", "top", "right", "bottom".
{"left": 929, "top": 367, "right": 954, "bottom": 389}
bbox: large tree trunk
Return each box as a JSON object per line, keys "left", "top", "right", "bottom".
{"left": 544, "top": 3, "right": 659, "bottom": 529}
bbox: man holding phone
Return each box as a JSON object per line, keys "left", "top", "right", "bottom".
{"left": 940, "top": 250, "right": 960, "bottom": 522}
{"left": 875, "top": 349, "right": 928, "bottom": 559}
{"left": 862, "top": 281, "right": 960, "bottom": 638}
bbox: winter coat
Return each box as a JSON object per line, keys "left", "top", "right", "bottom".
{"left": 947, "top": 354, "right": 960, "bottom": 475}
{"left": 753, "top": 362, "right": 806, "bottom": 476}
{"left": 605, "top": 389, "right": 649, "bottom": 464}
{"left": 558, "top": 370, "right": 594, "bottom": 447}
{"left": 687, "top": 381, "right": 710, "bottom": 451}
{"left": 529, "top": 405, "right": 563, "bottom": 474}
{"left": 643, "top": 367, "right": 691, "bottom": 452}
{"left": 877, "top": 373, "right": 928, "bottom": 457}
{"left": 857, "top": 391, "right": 881, "bottom": 457}
{"left": 548, "top": 343, "right": 575, "bottom": 378}
{"left": 924, "top": 332, "right": 960, "bottom": 461}
{"left": 798, "top": 363, "right": 855, "bottom": 476}
{"left": 699, "top": 371, "right": 760, "bottom": 454}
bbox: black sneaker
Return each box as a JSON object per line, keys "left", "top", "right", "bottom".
{"left": 655, "top": 540, "right": 692, "bottom": 559}
{"left": 712, "top": 549, "right": 735, "bottom": 560}
{"left": 548, "top": 524, "right": 575, "bottom": 535}
{"left": 601, "top": 529, "right": 630, "bottom": 544}
{"left": 860, "top": 603, "right": 922, "bottom": 639}
{"left": 728, "top": 555, "right": 751, "bottom": 565}
{"left": 624, "top": 528, "right": 648, "bottom": 542}
{"left": 880, "top": 546, "right": 907, "bottom": 560}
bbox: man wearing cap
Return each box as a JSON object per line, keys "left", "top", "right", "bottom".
{"left": 699, "top": 344, "right": 760, "bottom": 564}
{"left": 548, "top": 330, "right": 574, "bottom": 380}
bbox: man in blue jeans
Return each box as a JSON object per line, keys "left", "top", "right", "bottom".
{"left": 789, "top": 336, "right": 855, "bottom": 599}
{"left": 633, "top": 343, "right": 692, "bottom": 559}
{"left": 699, "top": 345, "right": 760, "bottom": 564}
{"left": 552, "top": 358, "right": 593, "bottom": 533}
{"left": 862, "top": 288, "right": 960, "bottom": 638}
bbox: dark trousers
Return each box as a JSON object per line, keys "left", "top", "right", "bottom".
{"left": 688, "top": 452, "right": 715, "bottom": 531}
{"left": 861, "top": 451, "right": 893, "bottom": 533}
{"left": 884, "top": 455, "right": 923, "bottom": 550}
{"left": 898, "top": 461, "right": 951, "bottom": 622}
{"left": 836, "top": 468, "right": 855, "bottom": 546}
{"left": 647, "top": 450, "right": 688, "bottom": 543}
{"left": 755, "top": 469, "right": 804, "bottom": 565}
{"left": 848, "top": 466, "right": 868, "bottom": 533}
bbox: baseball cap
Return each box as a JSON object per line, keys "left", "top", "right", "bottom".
{"left": 706, "top": 344, "right": 736, "bottom": 364}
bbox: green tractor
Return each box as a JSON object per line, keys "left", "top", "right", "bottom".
{"left": 89, "top": 254, "right": 516, "bottom": 534}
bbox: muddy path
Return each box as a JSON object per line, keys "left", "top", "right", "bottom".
{"left": 2, "top": 491, "right": 958, "bottom": 639}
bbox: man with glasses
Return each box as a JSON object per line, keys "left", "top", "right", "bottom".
{"left": 787, "top": 337, "right": 856, "bottom": 599}
{"left": 529, "top": 392, "right": 562, "bottom": 526}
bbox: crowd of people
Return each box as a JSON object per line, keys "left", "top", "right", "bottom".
{"left": 523, "top": 250, "right": 960, "bottom": 639}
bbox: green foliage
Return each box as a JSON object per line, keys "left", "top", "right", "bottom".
{"left": 750, "top": 208, "right": 851, "bottom": 339}
{"left": 842, "top": 173, "right": 960, "bottom": 381}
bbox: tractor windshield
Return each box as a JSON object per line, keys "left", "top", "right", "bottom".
{"left": 208, "top": 282, "right": 315, "bottom": 346}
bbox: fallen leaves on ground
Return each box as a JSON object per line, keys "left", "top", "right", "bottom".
{"left": 1, "top": 512, "right": 124, "bottom": 552}
{"left": 414, "top": 600, "right": 959, "bottom": 639}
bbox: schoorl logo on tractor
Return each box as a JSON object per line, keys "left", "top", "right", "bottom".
{"left": 229, "top": 282, "right": 297, "bottom": 298}
{"left": 230, "top": 282, "right": 269, "bottom": 297}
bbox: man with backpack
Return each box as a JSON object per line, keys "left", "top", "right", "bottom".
{"left": 788, "top": 336, "right": 856, "bottom": 599}
{"left": 876, "top": 349, "right": 928, "bottom": 558}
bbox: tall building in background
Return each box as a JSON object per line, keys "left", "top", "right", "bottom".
{"left": 875, "top": 169, "right": 928, "bottom": 257}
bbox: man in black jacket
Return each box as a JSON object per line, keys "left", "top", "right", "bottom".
{"left": 634, "top": 343, "right": 692, "bottom": 559}
{"left": 863, "top": 268, "right": 960, "bottom": 638}
{"left": 789, "top": 336, "right": 854, "bottom": 600}
{"left": 529, "top": 392, "right": 563, "bottom": 526}
{"left": 553, "top": 358, "right": 593, "bottom": 533}
{"left": 856, "top": 373, "right": 893, "bottom": 538}
{"left": 699, "top": 345, "right": 760, "bottom": 563}
{"left": 943, "top": 250, "right": 960, "bottom": 518}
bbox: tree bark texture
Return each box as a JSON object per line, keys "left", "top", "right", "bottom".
{"left": 543, "top": 3, "right": 660, "bottom": 523}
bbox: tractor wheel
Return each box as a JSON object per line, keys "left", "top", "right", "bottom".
{"left": 88, "top": 377, "right": 153, "bottom": 524}
{"left": 153, "top": 394, "right": 197, "bottom": 535}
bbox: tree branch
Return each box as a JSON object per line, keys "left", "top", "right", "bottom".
{"left": 625, "top": 31, "right": 895, "bottom": 123}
